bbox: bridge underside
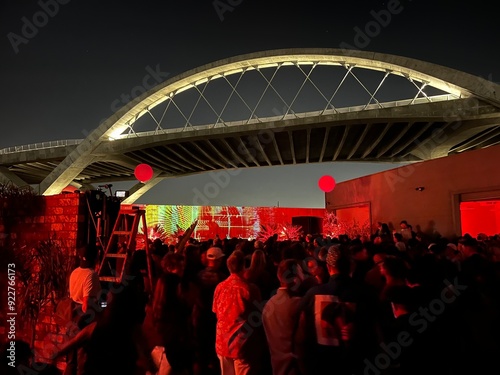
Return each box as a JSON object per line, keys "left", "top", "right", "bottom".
{"left": 4, "top": 48, "right": 500, "bottom": 204}
{"left": 2, "top": 99, "right": 500, "bottom": 190}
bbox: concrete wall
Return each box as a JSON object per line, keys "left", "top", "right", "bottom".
{"left": 325, "top": 144, "right": 500, "bottom": 239}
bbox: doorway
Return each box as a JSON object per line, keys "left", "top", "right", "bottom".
{"left": 460, "top": 200, "right": 500, "bottom": 238}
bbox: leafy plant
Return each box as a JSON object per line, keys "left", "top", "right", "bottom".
{"left": 256, "top": 224, "right": 280, "bottom": 242}
{"left": 279, "top": 223, "right": 303, "bottom": 241}
{"left": 343, "top": 218, "right": 371, "bottom": 240}
{"left": 323, "top": 211, "right": 343, "bottom": 238}
{"left": 146, "top": 223, "right": 169, "bottom": 242}
{"left": 0, "top": 182, "right": 44, "bottom": 246}
{"left": 166, "top": 224, "right": 186, "bottom": 245}
{"left": 14, "top": 237, "right": 75, "bottom": 345}
{"left": 322, "top": 211, "right": 371, "bottom": 240}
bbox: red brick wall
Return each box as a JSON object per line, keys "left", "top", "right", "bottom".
{"left": 0, "top": 192, "right": 87, "bottom": 371}
{"left": 13, "top": 193, "right": 86, "bottom": 251}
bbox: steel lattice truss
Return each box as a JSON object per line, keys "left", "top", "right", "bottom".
{"left": 116, "top": 62, "right": 456, "bottom": 139}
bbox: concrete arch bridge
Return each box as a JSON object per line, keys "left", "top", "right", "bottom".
{"left": 1, "top": 48, "right": 499, "bottom": 203}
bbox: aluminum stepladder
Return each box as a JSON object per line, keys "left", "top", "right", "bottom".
{"left": 97, "top": 206, "right": 154, "bottom": 295}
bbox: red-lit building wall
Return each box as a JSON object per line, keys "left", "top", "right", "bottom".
{"left": 325, "top": 144, "right": 500, "bottom": 239}
{"left": 334, "top": 204, "right": 371, "bottom": 227}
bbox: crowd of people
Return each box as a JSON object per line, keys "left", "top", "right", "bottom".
{"left": 4, "top": 220, "right": 500, "bottom": 375}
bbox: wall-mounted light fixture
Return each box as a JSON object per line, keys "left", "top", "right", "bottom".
{"left": 415, "top": 186, "right": 425, "bottom": 191}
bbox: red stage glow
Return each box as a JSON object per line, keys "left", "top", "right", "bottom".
{"left": 460, "top": 200, "right": 500, "bottom": 237}
{"left": 318, "top": 175, "right": 336, "bottom": 192}
{"left": 141, "top": 205, "right": 327, "bottom": 241}
{"left": 134, "top": 164, "right": 154, "bottom": 182}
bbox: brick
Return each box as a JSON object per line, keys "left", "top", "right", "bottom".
{"left": 60, "top": 215, "right": 77, "bottom": 223}
{"left": 63, "top": 206, "right": 79, "bottom": 215}
{"left": 51, "top": 223, "right": 64, "bottom": 231}
{"left": 58, "top": 198, "right": 77, "bottom": 207}
{"left": 62, "top": 222, "right": 78, "bottom": 231}
{"left": 63, "top": 231, "right": 77, "bottom": 240}
{"left": 44, "top": 216, "right": 58, "bottom": 223}
{"left": 46, "top": 206, "right": 64, "bottom": 215}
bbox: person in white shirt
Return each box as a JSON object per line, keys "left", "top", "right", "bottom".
{"left": 69, "top": 244, "right": 102, "bottom": 316}
{"left": 65, "top": 244, "right": 102, "bottom": 375}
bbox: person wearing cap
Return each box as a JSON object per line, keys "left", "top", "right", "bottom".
{"left": 298, "top": 245, "right": 373, "bottom": 375}
{"left": 194, "top": 247, "right": 229, "bottom": 373}
{"left": 206, "top": 246, "right": 225, "bottom": 261}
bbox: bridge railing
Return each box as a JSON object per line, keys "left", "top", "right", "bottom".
{"left": 0, "top": 139, "right": 83, "bottom": 155}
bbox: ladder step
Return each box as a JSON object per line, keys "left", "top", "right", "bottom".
{"left": 102, "top": 254, "right": 127, "bottom": 259}
{"left": 119, "top": 209, "right": 145, "bottom": 215}
{"left": 97, "top": 208, "right": 153, "bottom": 294}
{"left": 113, "top": 231, "right": 132, "bottom": 235}
{"left": 99, "top": 277, "right": 121, "bottom": 283}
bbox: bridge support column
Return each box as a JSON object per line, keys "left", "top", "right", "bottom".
{"left": 121, "top": 175, "right": 165, "bottom": 204}
{"left": 0, "top": 167, "right": 29, "bottom": 187}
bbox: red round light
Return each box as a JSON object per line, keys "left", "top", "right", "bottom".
{"left": 134, "top": 163, "right": 154, "bottom": 183}
{"left": 318, "top": 175, "right": 336, "bottom": 192}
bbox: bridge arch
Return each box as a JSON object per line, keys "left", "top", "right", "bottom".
{"left": 31, "top": 48, "right": 500, "bottom": 196}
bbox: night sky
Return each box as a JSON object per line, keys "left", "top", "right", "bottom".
{"left": 1, "top": 0, "right": 499, "bottom": 207}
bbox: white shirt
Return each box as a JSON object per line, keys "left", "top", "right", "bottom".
{"left": 69, "top": 267, "right": 101, "bottom": 305}
{"left": 395, "top": 241, "right": 406, "bottom": 252}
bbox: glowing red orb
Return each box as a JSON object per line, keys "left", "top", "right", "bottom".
{"left": 318, "top": 175, "right": 336, "bottom": 192}
{"left": 134, "top": 163, "right": 153, "bottom": 182}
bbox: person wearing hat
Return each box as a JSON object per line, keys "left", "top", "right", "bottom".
{"left": 194, "top": 247, "right": 228, "bottom": 373}
{"left": 206, "top": 246, "right": 225, "bottom": 261}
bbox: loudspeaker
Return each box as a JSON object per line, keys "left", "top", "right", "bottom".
{"left": 292, "top": 216, "right": 323, "bottom": 236}
{"left": 84, "top": 190, "right": 121, "bottom": 247}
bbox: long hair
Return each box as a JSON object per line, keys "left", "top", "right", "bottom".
{"left": 248, "top": 249, "right": 266, "bottom": 272}
{"left": 227, "top": 250, "right": 245, "bottom": 274}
